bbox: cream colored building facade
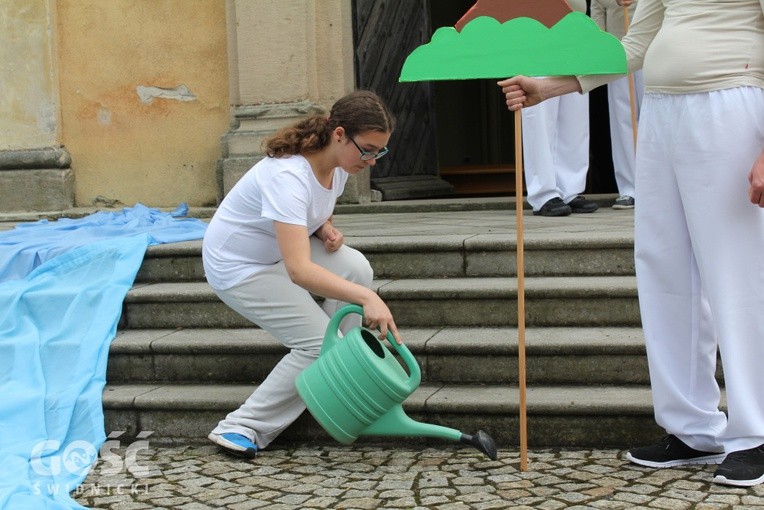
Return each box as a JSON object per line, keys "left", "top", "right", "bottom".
{"left": 0, "top": 0, "right": 362, "bottom": 212}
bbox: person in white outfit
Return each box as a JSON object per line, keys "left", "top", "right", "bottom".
{"left": 500, "top": 0, "right": 764, "bottom": 488}
{"left": 591, "top": 0, "right": 644, "bottom": 209}
{"left": 202, "top": 90, "right": 400, "bottom": 458}
{"left": 521, "top": 0, "right": 599, "bottom": 217}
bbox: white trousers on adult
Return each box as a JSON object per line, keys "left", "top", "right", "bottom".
{"left": 607, "top": 71, "right": 643, "bottom": 199}
{"left": 210, "top": 236, "right": 373, "bottom": 448}
{"left": 521, "top": 91, "right": 590, "bottom": 211}
{"left": 635, "top": 87, "right": 764, "bottom": 453}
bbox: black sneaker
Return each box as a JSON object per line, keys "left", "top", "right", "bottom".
{"left": 533, "top": 197, "right": 571, "bottom": 217}
{"left": 626, "top": 435, "right": 726, "bottom": 468}
{"left": 568, "top": 195, "right": 599, "bottom": 213}
{"left": 612, "top": 195, "right": 635, "bottom": 209}
{"left": 713, "top": 444, "right": 764, "bottom": 487}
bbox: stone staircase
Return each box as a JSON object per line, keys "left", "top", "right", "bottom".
{"left": 104, "top": 201, "right": 666, "bottom": 451}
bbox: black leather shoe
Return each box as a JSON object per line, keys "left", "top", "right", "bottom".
{"left": 533, "top": 197, "right": 571, "bottom": 217}
{"left": 568, "top": 195, "right": 598, "bottom": 213}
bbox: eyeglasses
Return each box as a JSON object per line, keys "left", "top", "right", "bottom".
{"left": 348, "top": 136, "right": 389, "bottom": 161}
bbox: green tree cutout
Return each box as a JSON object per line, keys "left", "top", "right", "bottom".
{"left": 399, "top": 12, "right": 626, "bottom": 82}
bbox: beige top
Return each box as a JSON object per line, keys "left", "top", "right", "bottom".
{"left": 591, "top": 0, "right": 638, "bottom": 39}
{"left": 579, "top": 0, "right": 764, "bottom": 94}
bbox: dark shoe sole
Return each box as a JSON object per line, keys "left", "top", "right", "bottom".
{"left": 570, "top": 204, "right": 599, "bottom": 213}
{"left": 533, "top": 206, "right": 571, "bottom": 217}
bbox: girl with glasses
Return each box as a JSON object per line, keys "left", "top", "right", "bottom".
{"left": 203, "top": 90, "right": 398, "bottom": 459}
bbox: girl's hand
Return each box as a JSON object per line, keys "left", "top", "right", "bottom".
{"left": 362, "top": 295, "right": 402, "bottom": 344}
{"left": 316, "top": 222, "right": 344, "bottom": 252}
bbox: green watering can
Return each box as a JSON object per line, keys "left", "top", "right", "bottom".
{"left": 295, "top": 304, "right": 498, "bottom": 460}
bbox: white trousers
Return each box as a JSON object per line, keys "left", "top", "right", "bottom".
{"left": 635, "top": 87, "right": 764, "bottom": 453}
{"left": 607, "top": 71, "right": 643, "bottom": 198}
{"left": 210, "top": 236, "right": 373, "bottom": 448}
{"left": 521, "top": 91, "right": 590, "bottom": 211}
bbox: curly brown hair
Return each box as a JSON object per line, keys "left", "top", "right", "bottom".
{"left": 264, "top": 90, "right": 395, "bottom": 158}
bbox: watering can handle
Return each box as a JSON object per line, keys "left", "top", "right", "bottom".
{"left": 325, "top": 304, "right": 422, "bottom": 388}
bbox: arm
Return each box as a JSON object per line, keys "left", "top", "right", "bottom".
{"left": 498, "top": 0, "right": 663, "bottom": 110}
{"left": 749, "top": 149, "right": 764, "bottom": 207}
{"left": 591, "top": 0, "right": 606, "bottom": 31}
{"left": 497, "top": 76, "right": 582, "bottom": 111}
{"left": 275, "top": 221, "right": 402, "bottom": 343}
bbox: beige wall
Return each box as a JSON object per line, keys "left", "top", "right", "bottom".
{"left": 0, "top": 0, "right": 59, "bottom": 150}
{"left": 231, "top": 0, "right": 355, "bottom": 110}
{"left": 1, "top": 0, "right": 359, "bottom": 210}
{"left": 57, "top": 0, "right": 229, "bottom": 207}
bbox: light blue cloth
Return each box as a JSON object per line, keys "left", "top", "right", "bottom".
{"left": 0, "top": 205, "right": 207, "bottom": 509}
{"left": 0, "top": 203, "right": 205, "bottom": 283}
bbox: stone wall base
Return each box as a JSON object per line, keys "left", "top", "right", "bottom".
{"left": 0, "top": 148, "right": 75, "bottom": 212}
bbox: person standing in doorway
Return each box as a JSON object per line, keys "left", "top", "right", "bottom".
{"left": 520, "top": 0, "right": 600, "bottom": 217}
{"left": 202, "top": 90, "right": 401, "bottom": 458}
{"left": 591, "top": 0, "right": 644, "bottom": 209}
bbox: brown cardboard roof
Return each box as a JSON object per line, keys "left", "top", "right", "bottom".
{"left": 455, "top": 0, "right": 573, "bottom": 31}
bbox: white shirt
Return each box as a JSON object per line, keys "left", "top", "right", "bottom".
{"left": 202, "top": 154, "right": 349, "bottom": 290}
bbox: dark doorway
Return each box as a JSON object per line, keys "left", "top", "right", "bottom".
{"left": 430, "top": 0, "right": 518, "bottom": 196}
{"left": 351, "top": 0, "right": 617, "bottom": 199}
{"left": 352, "top": 0, "right": 454, "bottom": 200}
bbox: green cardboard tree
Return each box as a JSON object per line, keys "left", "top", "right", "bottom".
{"left": 401, "top": 1, "right": 626, "bottom": 82}
{"left": 399, "top": 0, "right": 628, "bottom": 471}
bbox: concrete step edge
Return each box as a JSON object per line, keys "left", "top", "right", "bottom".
{"left": 102, "top": 383, "right": 658, "bottom": 415}
{"left": 111, "top": 326, "right": 646, "bottom": 355}
{"left": 124, "top": 277, "right": 639, "bottom": 302}
{"left": 140, "top": 233, "right": 634, "bottom": 257}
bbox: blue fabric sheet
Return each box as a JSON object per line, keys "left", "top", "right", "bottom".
{"left": 0, "top": 204, "right": 207, "bottom": 509}
{"left": 0, "top": 203, "right": 204, "bottom": 283}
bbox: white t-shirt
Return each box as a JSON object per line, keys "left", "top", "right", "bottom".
{"left": 202, "top": 154, "right": 349, "bottom": 291}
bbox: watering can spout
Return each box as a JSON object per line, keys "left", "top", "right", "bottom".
{"left": 460, "top": 430, "right": 498, "bottom": 461}
{"left": 362, "top": 404, "right": 498, "bottom": 461}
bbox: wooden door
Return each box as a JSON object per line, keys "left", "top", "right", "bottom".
{"left": 353, "top": 0, "right": 453, "bottom": 199}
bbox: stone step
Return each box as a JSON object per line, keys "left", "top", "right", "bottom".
{"left": 102, "top": 383, "right": 667, "bottom": 448}
{"left": 122, "top": 277, "right": 641, "bottom": 329}
{"left": 108, "top": 327, "right": 649, "bottom": 385}
{"left": 135, "top": 233, "right": 635, "bottom": 283}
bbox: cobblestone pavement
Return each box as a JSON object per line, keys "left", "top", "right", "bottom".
{"left": 72, "top": 444, "right": 764, "bottom": 510}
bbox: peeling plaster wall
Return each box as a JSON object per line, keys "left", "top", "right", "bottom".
{"left": 57, "top": 0, "right": 229, "bottom": 207}
{"left": 0, "top": 0, "right": 58, "bottom": 150}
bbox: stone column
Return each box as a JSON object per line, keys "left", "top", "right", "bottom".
{"left": 219, "top": 0, "right": 371, "bottom": 203}
{"left": 0, "top": 0, "right": 73, "bottom": 212}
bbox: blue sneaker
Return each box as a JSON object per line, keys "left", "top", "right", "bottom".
{"left": 208, "top": 432, "right": 258, "bottom": 459}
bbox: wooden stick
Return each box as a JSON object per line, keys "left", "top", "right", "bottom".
{"left": 514, "top": 109, "right": 528, "bottom": 472}
{"left": 623, "top": 6, "right": 638, "bottom": 149}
